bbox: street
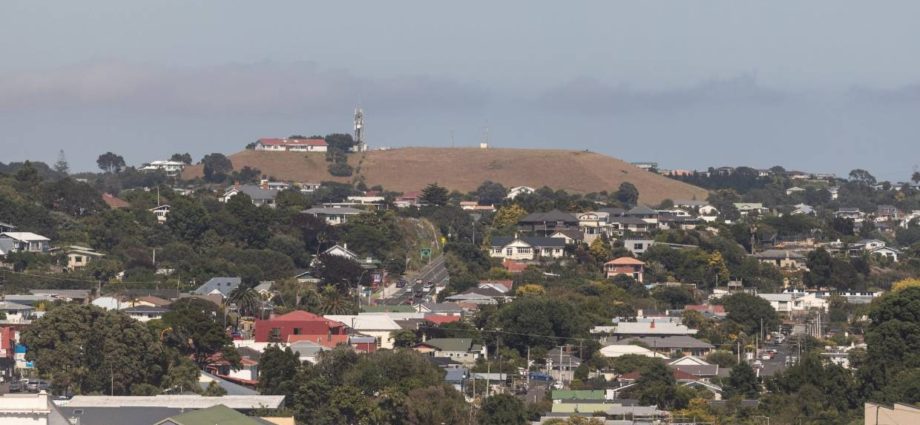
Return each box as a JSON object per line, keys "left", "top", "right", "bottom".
{"left": 381, "top": 255, "right": 449, "bottom": 305}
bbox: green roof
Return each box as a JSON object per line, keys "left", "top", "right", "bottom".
{"left": 362, "top": 305, "right": 415, "bottom": 313}
{"left": 551, "top": 390, "right": 606, "bottom": 401}
{"left": 157, "top": 405, "right": 264, "bottom": 425}
{"left": 551, "top": 402, "right": 611, "bottom": 414}
{"left": 420, "top": 338, "right": 473, "bottom": 352}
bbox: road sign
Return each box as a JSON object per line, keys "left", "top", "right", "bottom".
{"left": 420, "top": 248, "right": 432, "bottom": 258}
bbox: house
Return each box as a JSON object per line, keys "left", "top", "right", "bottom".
{"left": 141, "top": 160, "right": 186, "bottom": 175}
{"left": 477, "top": 280, "right": 514, "bottom": 294}
{"left": 254, "top": 137, "right": 328, "bottom": 152}
{"left": 622, "top": 239, "right": 655, "bottom": 255}
{"left": 193, "top": 277, "right": 241, "bottom": 298}
{"left": 301, "top": 207, "right": 363, "bottom": 225}
{"left": 298, "top": 182, "right": 323, "bottom": 193}
{"left": 758, "top": 292, "right": 827, "bottom": 315}
{"left": 549, "top": 230, "right": 583, "bottom": 245}
{"left": 577, "top": 211, "right": 610, "bottom": 243}
{"left": 220, "top": 184, "right": 278, "bottom": 207}
{"left": 506, "top": 186, "right": 535, "bottom": 199}
{"left": 604, "top": 257, "right": 645, "bottom": 282}
{"left": 132, "top": 295, "right": 173, "bottom": 308}
{"left": 0, "top": 391, "right": 69, "bottom": 424}
{"left": 785, "top": 186, "right": 806, "bottom": 196}
{"left": 150, "top": 205, "right": 171, "bottom": 223}
{"left": 325, "top": 314, "right": 403, "bottom": 349}
{"left": 0, "top": 232, "right": 51, "bottom": 255}
{"left": 625, "top": 205, "right": 659, "bottom": 224}
{"left": 101, "top": 193, "right": 130, "bottom": 209}
{"left": 877, "top": 205, "right": 901, "bottom": 220}
{"left": 517, "top": 210, "right": 579, "bottom": 234}
{"left": 668, "top": 356, "right": 720, "bottom": 380}
{"left": 683, "top": 304, "right": 727, "bottom": 319}
{"left": 413, "top": 338, "right": 484, "bottom": 365}
{"left": 608, "top": 216, "right": 654, "bottom": 234}
{"left": 254, "top": 310, "right": 347, "bottom": 343}
{"left": 64, "top": 246, "right": 104, "bottom": 270}
{"left": 734, "top": 203, "right": 768, "bottom": 216}
{"left": 0, "top": 222, "right": 15, "bottom": 233}
{"left": 753, "top": 249, "right": 807, "bottom": 270}
{"left": 849, "top": 239, "right": 887, "bottom": 253}
{"left": 658, "top": 213, "right": 701, "bottom": 230}
{"left": 460, "top": 201, "right": 495, "bottom": 212}
{"left": 791, "top": 203, "right": 815, "bottom": 216}
{"left": 394, "top": 191, "right": 422, "bottom": 208}
{"left": 612, "top": 336, "right": 714, "bottom": 357}
{"left": 155, "top": 404, "right": 268, "bottom": 425}
{"left": 489, "top": 236, "right": 566, "bottom": 261}
{"left": 592, "top": 320, "right": 697, "bottom": 340}
{"left": 29, "top": 289, "right": 92, "bottom": 304}
{"left": 123, "top": 305, "right": 170, "bottom": 322}
{"left": 598, "top": 344, "right": 668, "bottom": 359}
{"left": 444, "top": 287, "right": 513, "bottom": 305}
{"left": 835, "top": 207, "right": 864, "bottom": 221}
{"left": 0, "top": 301, "right": 35, "bottom": 323}
{"left": 546, "top": 346, "right": 582, "bottom": 373}
{"left": 864, "top": 402, "right": 920, "bottom": 425}
{"left": 317, "top": 244, "right": 379, "bottom": 269}
{"left": 869, "top": 246, "right": 901, "bottom": 262}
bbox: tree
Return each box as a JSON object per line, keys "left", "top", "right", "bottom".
{"left": 475, "top": 181, "right": 508, "bottom": 205}
{"left": 228, "top": 286, "right": 260, "bottom": 317}
{"left": 201, "top": 153, "right": 233, "bottom": 183}
{"left": 313, "top": 253, "right": 367, "bottom": 293}
{"left": 860, "top": 286, "right": 920, "bottom": 402}
{"left": 614, "top": 182, "right": 640, "bottom": 206}
{"left": 913, "top": 171, "right": 920, "bottom": 184}
{"left": 588, "top": 237, "right": 612, "bottom": 263}
{"left": 21, "top": 304, "right": 166, "bottom": 395}
{"left": 161, "top": 298, "right": 239, "bottom": 367}
{"left": 492, "top": 204, "right": 528, "bottom": 229}
{"left": 97, "top": 152, "right": 126, "bottom": 173}
{"left": 53, "top": 149, "right": 69, "bottom": 174}
{"left": 724, "top": 362, "right": 760, "bottom": 399}
{"left": 258, "top": 345, "right": 301, "bottom": 395}
{"left": 478, "top": 394, "right": 527, "bottom": 425}
{"left": 404, "top": 384, "right": 471, "bottom": 425}
{"left": 170, "top": 153, "right": 193, "bottom": 164}
{"left": 391, "top": 329, "right": 420, "bottom": 348}
{"left": 494, "top": 296, "right": 587, "bottom": 353}
{"left": 722, "top": 293, "right": 779, "bottom": 336}
{"left": 420, "top": 183, "right": 449, "bottom": 206}
{"left": 631, "top": 362, "right": 689, "bottom": 410}
{"left": 848, "top": 169, "right": 876, "bottom": 185}
{"left": 515, "top": 284, "right": 546, "bottom": 297}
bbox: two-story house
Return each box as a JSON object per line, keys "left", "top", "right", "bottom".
{"left": 489, "top": 236, "right": 566, "bottom": 261}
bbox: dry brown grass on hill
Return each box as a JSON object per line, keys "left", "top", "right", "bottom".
{"left": 182, "top": 147, "right": 708, "bottom": 204}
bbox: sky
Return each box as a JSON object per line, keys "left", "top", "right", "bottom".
{"left": 1, "top": 1, "right": 919, "bottom": 180}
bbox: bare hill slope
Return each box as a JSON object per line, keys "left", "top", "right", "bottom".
{"left": 183, "top": 147, "right": 708, "bottom": 204}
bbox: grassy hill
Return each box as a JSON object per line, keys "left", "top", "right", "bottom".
{"left": 182, "top": 147, "right": 708, "bottom": 204}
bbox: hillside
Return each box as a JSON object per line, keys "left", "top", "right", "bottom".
{"left": 182, "top": 147, "right": 708, "bottom": 204}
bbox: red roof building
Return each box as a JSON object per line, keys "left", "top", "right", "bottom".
{"left": 425, "top": 314, "right": 462, "bottom": 325}
{"left": 101, "top": 193, "right": 130, "bottom": 209}
{"left": 254, "top": 310, "right": 346, "bottom": 343}
{"left": 605, "top": 257, "right": 646, "bottom": 282}
{"left": 502, "top": 260, "right": 528, "bottom": 274}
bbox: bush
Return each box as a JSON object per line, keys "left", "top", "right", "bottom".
{"left": 328, "top": 162, "right": 353, "bottom": 177}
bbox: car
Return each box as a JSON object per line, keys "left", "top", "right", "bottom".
{"left": 26, "top": 380, "right": 40, "bottom": 392}
{"left": 8, "top": 381, "right": 23, "bottom": 393}
{"left": 415, "top": 279, "right": 423, "bottom": 284}
{"left": 761, "top": 354, "right": 771, "bottom": 361}
{"left": 753, "top": 360, "right": 764, "bottom": 369}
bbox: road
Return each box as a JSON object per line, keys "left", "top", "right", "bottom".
{"left": 382, "top": 255, "right": 449, "bottom": 305}
{"left": 756, "top": 340, "right": 793, "bottom": 377}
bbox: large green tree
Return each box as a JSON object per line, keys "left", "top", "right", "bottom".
{"left": 161, "top": 298, "right": 239, "bottom": 367}
{"left": 420, "top": 183, "right": 449, "bottom": 206}
{"left": 860, "top": 287, "right": 920, "bottom": 403}
{"left": 21, "top": 304, "right": 166, "bottom": 395}
{"left": 258, "top": 345, "right": 301, "bottom": 396}
{"left": 722, "top": 292, "right": 779, "bottom": 336}
{"left": 201, "top": 153, "right": 233, "bottom": 183}
{"left": 724, "top": 362, "right": 760, "bottom": 399}
{"left": 97, "top": 151, "right": 126, "bottom": 173}
{"left": 478, "top": 394, "right": 527, "bottom": 425}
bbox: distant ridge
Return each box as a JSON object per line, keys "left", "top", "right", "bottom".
{"left": 182, "top": 147, "right": 708, "bottom": 204}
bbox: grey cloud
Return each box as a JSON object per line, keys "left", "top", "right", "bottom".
{"left": 0, "top": 62, "right": 489, "bottom": 115}
{"left": 536, "top": 75, "right": 786, "bottom": 114}
{"left": 848, "top": 84, "right": 920, "bottom": 103}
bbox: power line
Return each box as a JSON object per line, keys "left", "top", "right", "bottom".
{"left": 0, "top": 269, "right": 177, "bottom": 286}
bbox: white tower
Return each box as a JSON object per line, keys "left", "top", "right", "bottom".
{"left": 353, "top": 108, "right": 367, "bottom": 152}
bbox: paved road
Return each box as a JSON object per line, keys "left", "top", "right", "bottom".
{"left": 382, "top": 255, "right": 448, "bottom": 305}
{"left": 756, "top": 340, "right": 793, "bottom": 377}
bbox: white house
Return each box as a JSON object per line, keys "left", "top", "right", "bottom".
{"left": 489, "top": 236, "right": 566, "bottom": 261}
{"left": 0, "top": 391, "right": 67, "bottom": 424}
{"left": 150, "top": 205, "right": 171, "bottom": 223}
{"left": 758, "top": 292, "right": 827, "bottom": 315}
{"left": 0, "top": 301, "right": 35, "bottom": 323}
{"left": 302, "top": 207, "right": 364, "bottom": 226}
{"left": 506, "top": 186, "right": 535, "bottom": 200}
{"left": 140, "top": 160, "right": 186, "bottom": 176}
{"left": 734, "top": 203, "right": 768, "bottom": 216}
{"left": 220, "top": 184, "right": 279, "bottom": 207}
{"left": 64, "top": 246, "right": 104, "bottom": 270}
{"left": 0, "top": 232, "right": 51, "bottom": 255}
{"left": 254, "top": 138, "right": 328, "bottom": 152}
{"left": 325, "top": 314, "right": 402, "bottom": 349}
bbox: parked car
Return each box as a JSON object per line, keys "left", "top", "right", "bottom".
{"left": 8, "top": 380, "right": 23, "bottom": 393}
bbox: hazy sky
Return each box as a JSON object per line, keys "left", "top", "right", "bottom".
{"left": 2, "top": 1, "right": 919, "bottom": 180}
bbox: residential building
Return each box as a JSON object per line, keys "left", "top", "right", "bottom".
{"left": 612, "top": 336, "right": 714, "bottom": 357}
{"left": 298, "top": 182, "right": 322, "bottom": 193}
{"left": 869, "top": 246, "right": 901, "bottom": 262}
{"left": 140, "top": 160, "right": 186, "bottom": 176}
{"left": 835, "top": 207, "right": 865, "bottom": 221}
{"left": 489, "top": 236, "right": 566, "bottom": 261}
{"left": 254, "top": 310, "right": 347, "bottom": 343}
{"left": 517, "top": 210, "right": 579, "bottom": 234}
{"left": 64, "top": 246, "right": 104, "bottom": 270}
{"left": 220, "top": 184, "right": 278, "bottom": 207}
{"left": 150, "top": 205, "right": 171, "bottom": 223}
{"left": 0, "top": 232, "right": 51, "bottom": 255}
{"left": 864, "top": 403, "right": 920, "bottom": 425}
{"left": 394, "top": 191, "right": 421, "bottom": 208}
{"left": 592, "top": 319, "right": 697, "bottom": 340}
{"left": 302, "top": 207, "right": 363, "bottom": 225}
{"left": 506, "top": 186, "right": 535, "bottom": 199}
{"left": 791, "top": 203, "right": 815, "bottom": 215}
{"left": 325, "top": 314, "right": 403, "bottom": 349}
{"left": 0, "top": 301, "right": 35, "bottom": 323}
{"left": 123, "top": 306, "right": 170, "bottom": 322}
{"left": 193, "top": 277, "right": 241, "bottom": 299}
{"left": 625, "top": 205, "right": 659, "bottom": 225}
{"left": 413, "top": 338, "right": 484, "bottom": 365}
{"left": 444, "top": 287, "right": 513, "bottom": 305}
{"left": 753, "top": 249, "right": 807, "bottom": 270}
{"left": 154, "top": 403, "right": 268, "bottom": 425}
{"left": 734, "top": 203, "right": 768, "bottom": 216}
{"left": 577, "top": 211, "right": 610, "bottom": 243}
{"left": 0, "top": 222, "right": 16, "bottom": 233}
{"left": 254, "top": 137, "right": 328, "bottom": 152}
{"left": 0, "top": 391, "right": 68, "bottom": 425}
{"left": 608, "top": 216, "right": 654, "bottom": 234}
{"left": 604, "top": 257, "right": 645, "bottom": 282}
{"left": 101, "top": 193, "right": 130, "bottom": 209}
{"left": 621, "top": 239, "right": 655, "bottom": 255}
{"left": 598, "top": 344, "right": 668, "bottom": 359}
{"left": 758, "top": 292, "right": 828, "bottom": 315}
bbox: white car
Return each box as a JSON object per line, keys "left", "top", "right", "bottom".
{"left": 753, "top": 360, "right": 764, "bottom": 369}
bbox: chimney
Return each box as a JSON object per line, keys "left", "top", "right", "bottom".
{"left": 343, "top": 243, "right": 348, "bottom": 251}
{"left": 260, "top": 178, "right": 269, "bottom": 190}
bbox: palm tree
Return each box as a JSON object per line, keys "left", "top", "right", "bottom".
{"left": 227, "top": 287, "right": 260, "bottom": 317}
{"left": 319, "top": 285, "right": 353, "bottom": 315}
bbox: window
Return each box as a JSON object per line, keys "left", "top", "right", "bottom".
{"left": 633, "top": 243, "right": 644, "bottom": 250}
{"left": 517, "top": 247, "right": 531, "bottom": 254}
{"left": 293, "top": 328, "right": 301, "bottom": 335}
{"left": 506, "top": 248, "right": 513, "bottom": 256}
{"left": 74, "top": 256, "right": 83, "bottom": 263}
